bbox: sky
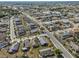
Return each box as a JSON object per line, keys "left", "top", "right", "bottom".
{"left": 0, "top": 0, "right": 79, "bottom": 1}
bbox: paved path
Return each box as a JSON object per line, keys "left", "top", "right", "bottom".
{"left": 10, "top": 16, "right": 16, "bottom": 42}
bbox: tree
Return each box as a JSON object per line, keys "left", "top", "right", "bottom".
{"left": 54, "top": 49, "right": 62, "bottom": 56}
{"left": 48, "top": 43, "right": 52, "bottom": 47}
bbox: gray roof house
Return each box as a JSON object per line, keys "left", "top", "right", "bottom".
{"left": 8, "top": 42, "right": 20, "bottom": 53}
{"left": 22, "top": 39, "right": 30, "bottom": 51}
{"left": 38, "top": 37, "right": 48, "bottom": 46}
{"left": 39, "top": 48, "right": 54, "bottom": 57}
{"left": 70, "top": 41, "right": 79, "bottom": 52}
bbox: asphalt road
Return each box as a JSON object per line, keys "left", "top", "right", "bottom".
{"left": 10, "top": 16, "right": 21, "bottom": 42}
{"left": 10, "top": 16, "right": 48, "bottom": 42}
{"left": 10, "top": 16, "right": 16, "bottom": 42}
{"left": 22, "top": 12, "right": 74, "bottom": 58}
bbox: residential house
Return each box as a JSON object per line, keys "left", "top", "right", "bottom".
{"left": 39, "top": 48, "right": 54, "bottom": 57}
{"left": 22, "top": 39, "right": 30, "bottom": 51}
{"left": 70, "top": 41, "right": 79, "bottom": 52}
{"left": 38, "top": 37, "right": 48, "bottom": 46}
{"left": 8, "top": 42, "right": 20, "bottom": 53}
